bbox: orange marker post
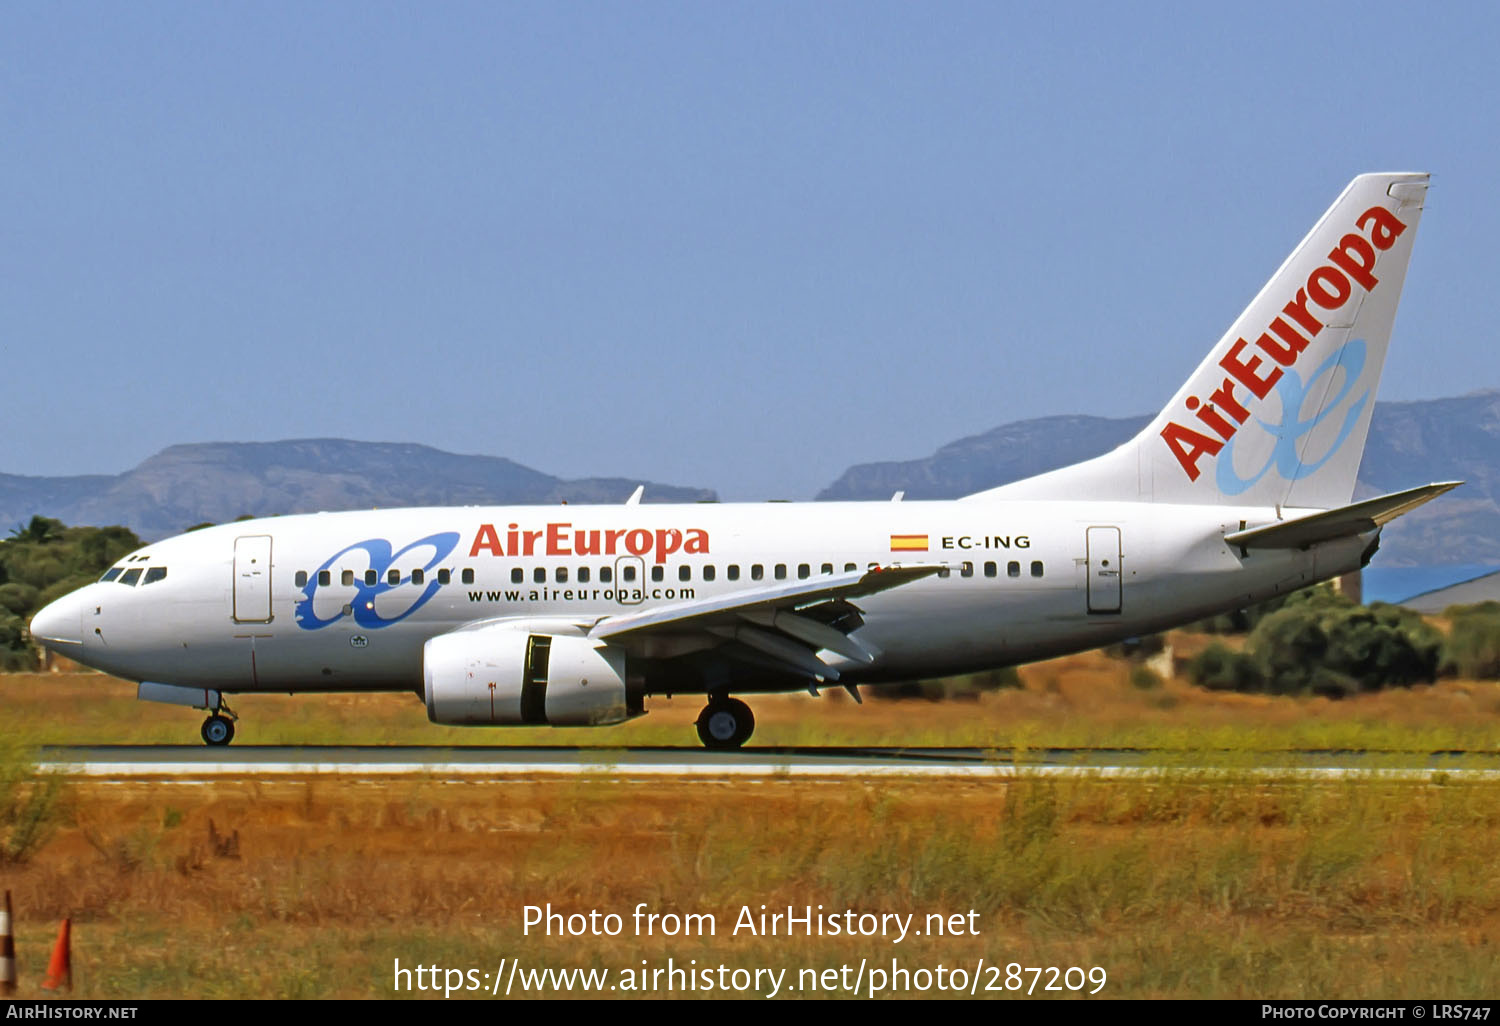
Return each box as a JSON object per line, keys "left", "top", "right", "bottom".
{"left": 41, "top": 918, "right": 72, "bottom": 993}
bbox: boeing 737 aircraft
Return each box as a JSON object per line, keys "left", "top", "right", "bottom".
{"left": 30, "top": 173, "right": 1458, "bottom": 748}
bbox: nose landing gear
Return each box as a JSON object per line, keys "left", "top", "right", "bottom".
{"left": 201, "top": 696, "right": 238, "bottom": 747}
{"left": 696, "top": 697, "right": 754, "bottom": 749}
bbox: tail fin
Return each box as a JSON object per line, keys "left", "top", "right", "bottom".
{"left": 968, "top": 172, "right": 1429, "bottom": 509}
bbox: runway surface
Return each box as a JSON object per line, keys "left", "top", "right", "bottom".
{"left": 36, "top": 745, "right": 1500, "bottom": 781}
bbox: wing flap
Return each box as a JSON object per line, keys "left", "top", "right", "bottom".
{"left": 740, "top": 608, "right": 878, "bottom": 664}
{"left": 590, "top": 564, "right": 943, "bottom": 641}
{"left": 707, "top": 624, "right": 841, "bottom": 680}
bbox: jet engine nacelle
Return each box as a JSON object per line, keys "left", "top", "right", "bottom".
{"left": 423, "top": 626, "right": 631, "bottom": 726}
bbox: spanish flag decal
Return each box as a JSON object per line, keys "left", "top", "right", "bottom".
{"left": 889, "top": 534, "right": 929, "bottom": 552}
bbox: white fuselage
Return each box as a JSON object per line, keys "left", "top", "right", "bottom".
{"left": 37, "top": 497, "right": 1368, "bottom": 696}
{"left": 24, "top": 172, "right": 1437, "bottom": 749}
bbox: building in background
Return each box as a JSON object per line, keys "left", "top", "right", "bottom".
{"left": 1399, "top": 570, "right": 1500, "bottom": 614}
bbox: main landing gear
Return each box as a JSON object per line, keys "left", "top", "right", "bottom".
{"left": 201, "top": 695, "right": 239, "bottom": 747}
{"left": 696, "top": 697, "right": 755, "bottom": 750}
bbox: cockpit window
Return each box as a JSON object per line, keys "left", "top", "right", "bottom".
{"left": 119, "top": 568, "right": 143, "bottom": 586}
{"left": 143, "top": 567, "right": 167, "bottom": 585}
{"left": 100, "top": 567, "right": 123, "bottom": 582}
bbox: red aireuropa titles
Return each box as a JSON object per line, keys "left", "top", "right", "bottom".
{"left": 470, "top": 522, "right": 710, "bottom": 564}
{"left": 1160, "top": 203, "right": 1408, "bottom": 482}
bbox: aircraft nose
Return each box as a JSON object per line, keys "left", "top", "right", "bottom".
{"left": 30, "top": 590, "right": 84, "bottom": 648}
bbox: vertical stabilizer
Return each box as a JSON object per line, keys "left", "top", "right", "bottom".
{"left": 967, "top": 173, "right": 1428, "bottom": 509}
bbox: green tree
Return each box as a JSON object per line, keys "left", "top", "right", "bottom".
{"left": 1187, "top": 643, "right": 1264, "bottom": 692}
{"left": 1441, "top": 602, "right": 1500, "bottom": 680}
{"left": 1188, "top": 589, "right": 1441, "bottom": 697}
{"left": 0, "top": 519, "right": 143, "bottom": 669}
{"left": 7, "top": 516, "right": 63, "bottom": 544}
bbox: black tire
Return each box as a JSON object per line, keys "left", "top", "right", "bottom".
{"left": 201, "top": 714, "right": 235, "bottom": 746}
{"left": 696, "top": 697, "right": 754, "bottom": 749}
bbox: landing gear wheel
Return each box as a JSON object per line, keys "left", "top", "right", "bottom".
{"left": 696, "top": 697, "right": 754, "bottom": 750}
{"left": 201, "top": 714, "right": 235, "bottom": 746}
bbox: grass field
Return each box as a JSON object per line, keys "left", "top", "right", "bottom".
{"left": 3, "top": 643, "right": 1500, "bottom": 999}
{"left": 10, "top": 637, "right": 1500, "bottom": 751}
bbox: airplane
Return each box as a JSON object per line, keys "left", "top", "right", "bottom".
{"left": 29, "top": 172, "right": 1459, "bottom": 749}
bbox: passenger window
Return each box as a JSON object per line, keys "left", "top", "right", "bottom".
{"left": 578, "top": 566, "right": 590, "bottom": 583}
{"left": 1031, "top": 561, "right": 1044, "bottom": 578}
{"left": 938, "top": 567, "right": 950, "bottom": 579}
{"left": 679, "top": 565, "right": 691, "bottom": 582}
{"left": 119, "top": 568, "right": 143, "bottom": 586}
{"left": 844, "top": 563, "right": 857, "bottom": 573}
{"left": 797, "top": 564, "right": 810, "bottom": 579}
{"left": 511, "top": 568, "right": 523, "bottom": 584}
{"left": 462, "top": 569, "right": 475, "bottom": 585}
{"left": 295, "top": 570, "right": 308, "bottom": 588}
{"left": 600, "top": 566, "right": 613, "bottom": 583}
{"left": 318, "top": 570, "right": 331, "bottom": 586}
{"left": 144, "top": 567, "right": 168, "bottom": 586}
{"left": 651, "top": 566, "right": 664, "bottom": 583}
{"left": 100, "top": 568, "right": 123, "bottom": 582}
{"left": 412, "top": 569, "right": 424, "bottom": 585}
{"left": 557, "top": 567, "right": 568, "bottom": 583}
{"left": 388, "top": 569, "right": 400, "bottom": 586}
{"left": 622, "top": 565, "right": 636, "bottom": 582}
{"left": 751, "top": 564, "right": 764, "bottom": 581}
{"left": 984, "top": 561, "right": 997, "bottom": 578}
{"left": 534, "top": 567, "right": 546, "bottom": 584}
{"left": 1008, "top": 561, "right": 1021, "bottom": 578}
{"left": 961, "top": 561, "right": 973, "bottom": 578}
{"left": 727, "top": 565, "right": 740, "bottom": 581}
{"left": 775, "top": 564, "right": 787, "bottom": 580}
{"left": 703, "top": 565, "right": 716, "bottom": 582}
{"left": 437, "top": 569, "right": 451, "bottom": 585}
{"left": 365, "top": 569, "right": 378, "bottom": 586}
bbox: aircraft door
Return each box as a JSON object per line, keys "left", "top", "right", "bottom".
{"left": 233, "top": 535, "right": 274, "bottom": 623}
{"left": 614, "top": 556, "right": 645, "bottom": 605}
{"left": 1086, "top": 526, "right": 1122, "bottom": 614}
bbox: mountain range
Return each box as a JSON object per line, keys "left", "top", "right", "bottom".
{"left": 820, "top": 390, "right": 1500, "bottom": 566}
{"left": 4, "top": 390, "right": 1497, "bottom": 566}
{"left": 0, "top": 440, "right": 714, "bottom": 542}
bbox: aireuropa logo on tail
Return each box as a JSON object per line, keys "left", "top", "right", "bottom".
{"left": 1159, "top": 203, "right": 1408, "bottom": 484}
{"left": 1216, "top": 339, "right": 1370, "bottom": 495}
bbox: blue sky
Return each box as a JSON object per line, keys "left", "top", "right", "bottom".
{"left": 4, "top": 2, "right": 1497, "bottom": 500}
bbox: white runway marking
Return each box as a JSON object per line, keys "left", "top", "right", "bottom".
{"left": 37, "top": 755, "right": 1500, "bottom": 783}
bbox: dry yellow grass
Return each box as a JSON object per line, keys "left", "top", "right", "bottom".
{"left": 3, "top": 642, "right": 1500, "bottom": 998}
{"left": 6, "top": 634, "right": 1500, "bottom": 750}
{"left": 2, "top": 774, "right": 1500, "bottom": 998}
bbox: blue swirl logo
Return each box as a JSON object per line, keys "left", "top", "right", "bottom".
{"left": 294, "top": 532, "right": 461, "bottom": 630}
{"left": 1216, "top": 339, "right": 1372, "bottom": 496}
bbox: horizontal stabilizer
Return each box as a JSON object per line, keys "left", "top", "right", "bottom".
{"left": 1223, "top": 481, "right": 1462, "bottom": 550}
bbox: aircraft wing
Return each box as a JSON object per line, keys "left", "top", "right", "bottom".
{"left": 1223, "top": 481, "right": 1462, "bottom": 551}
{"left": 589, "top": 564, "right": 944, "bottom": 682}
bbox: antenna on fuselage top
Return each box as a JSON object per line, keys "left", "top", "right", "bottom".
{"left": 626, "top": 485, "right": 644, "bottom": 506}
